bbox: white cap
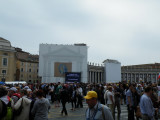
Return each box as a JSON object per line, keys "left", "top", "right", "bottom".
{"left": 27, "top": 89, "right": 32, "bottom": 92}
{"left": 24, "top": 86, "right": 29, "bottom": 89}
{"left": 10, "top": 87, "right": 17, "bottom": 92}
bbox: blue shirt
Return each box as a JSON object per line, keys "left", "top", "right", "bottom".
{"left": 126, "top": 89, "right": 134, "bottom": 106}
{"left": 140, "top": 94, "right": 155, "bottom": 120}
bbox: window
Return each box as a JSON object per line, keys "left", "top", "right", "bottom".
{"left": 2, "top": 58, "right": 8, "bottom": 66}
{"left": 29, "top": 69, "right": 31, "bottom": 72}
{"left": 21, "top": 68, "right": 23, "bottom": 72}
{"left": 37, "top": 69, "right": 38, "bottom": 73}
{"left": 21, "top": 62, "right": 23, "bottom": 66}
{"left": 21, "top": 74, "right": 23, "bottom": 78}
{"left": 29, "top": 75, "right": 31, "bottom": 78}
{"left": 3, "top": 53, "right": 8, "bottom": 56}
{"left": 2, "top": 70, "right": 6, "bottom": 74}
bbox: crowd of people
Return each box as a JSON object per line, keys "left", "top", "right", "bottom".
{"left": 0, "top": 81, "right": 160, "bottom": 120}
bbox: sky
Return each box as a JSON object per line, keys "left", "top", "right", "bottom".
{"left": 1, "top": 0, "right": 160, "bottom": 66}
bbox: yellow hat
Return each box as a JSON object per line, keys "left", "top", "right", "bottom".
{"left": 84, "top": 91, "right": 97, "bottom": 99}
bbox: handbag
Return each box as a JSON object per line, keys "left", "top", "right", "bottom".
{"left": 135, "top": 106, "right": 142, "bottom": 118}
{"left": 14, "top": 98, "right": 23, "bottom": 116}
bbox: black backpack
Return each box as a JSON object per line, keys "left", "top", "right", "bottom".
{"left": 0, "top": 99, "right": 7, "bottom": 118}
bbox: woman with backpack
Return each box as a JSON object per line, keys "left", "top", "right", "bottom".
{"left": 0, "top": 86, "right": 13, "bottom": 120}
{"left": 13, "top": 89, "right": 31, "bottom": 120}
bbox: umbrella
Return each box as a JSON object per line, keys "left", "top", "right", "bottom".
{"left": 0, "top": 81, "right": 5, "bottom": 85}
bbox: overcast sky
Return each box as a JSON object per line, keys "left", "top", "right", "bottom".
{"left": 1, "top": 0, "right": 160, "bottom": 66}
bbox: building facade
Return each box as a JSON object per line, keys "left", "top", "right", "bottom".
{"left": 39, "top": 43, "right": 88, "bottom": 83}
{"left": 121, "top": 63, "right": 160, "bottom": 83}
{"left": 104, "top": 59, "right": 121, "bottom": 83}
{"left": 0, "top": 37, "right": 16, "bottom": 82}
{"left": 15, "top": 48, "right": 41, "bottom": 83}
{"left": 4, "top": 37, "right": 160, "bottom": 84}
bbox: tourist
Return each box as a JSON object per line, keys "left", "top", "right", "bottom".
{"left": 13, "top": 89, "right": 31, "bottom": 120}
{"left": 126, "top": 84, "right": 135, "bottom": 120}
{"left": 107, "top": 86, "right": 115, "bottom": 119}
{"left": 140, "top": 86, "right": 158, "bottom": 120}
{"left": 84, "top": 91, "right": 113, "bottom": 120}
{"left": 31, "top": 89, "right": 50, "bottom": 120}
{"left": 60, "top": 86, "right": 69, "bottom": 115}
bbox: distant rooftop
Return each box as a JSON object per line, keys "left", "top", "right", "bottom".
{"left": 15, "top": 47, "right": 39, "bottom": 62}
{"left": 103, "top": 59, "right": 121, "bottom": 64}
{"left": 74, "top": 43, "right": 86, "bottom": 46}
{"left": 122, "top": 63, "right": 160, "bottom": 67}
{"left": 40, "top": 43, "right": 87, "bottom": 46}
{"left": 0, "top": 37, "right": 11, "bottom": 47}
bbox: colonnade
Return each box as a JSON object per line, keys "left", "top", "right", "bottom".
{"left": 121, "top": 72, "right": 159, "bottom": 83}
{"left": 88, "top": 71, "right": 104, "bottom": 83}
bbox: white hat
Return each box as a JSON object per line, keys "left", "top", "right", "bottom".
{"left": 10, "top": 87, "right": 17, "bottom": 92}
{"left": 24, "top": 86, "right": 29, "bottom": 89}
{"left": 27, "top": 89, "right": 32, "bottom": 92}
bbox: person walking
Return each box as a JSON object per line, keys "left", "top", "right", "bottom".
{"left": 107, "top": 86, "right": 115, "bottom": 119}
{"left": 71, "top": 87, "right": 77, "bottom": 111}
{"left": 76, "top": 85, "right": 83, "bottom": 108}
{"left": 126, "top": 84, "right": 135, "bottom": 120}
{"left": 31, "top": 89, "right": 51, "bottom": 120}
{"left": 113, "top": 85, "right": 121, "bottom": 120}
{"left": 84, "top": 91, "right": 113, "bottom": 120}
{"left": 140, "top": 86, "right": 158, "bottom": 120}
{"left": 60, "top": 86, "right": 69, "bottom": 116}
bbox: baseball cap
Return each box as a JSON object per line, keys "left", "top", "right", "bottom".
{"left": 10, "top": 87, "right": 17, "bottom": 92}
{"left": 27, "top": 89, "right": 32, "bottom": 92}
{"left": 13, "top": 93, "right": 21, "bottom": 98}
{"left": 24, "top": 86, "right": 29, "bottom": 89}
{"left": 84, "top": 91, "right": 97, "bottom": 99}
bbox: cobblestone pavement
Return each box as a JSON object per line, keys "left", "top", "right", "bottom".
{"left": 48, "top": 102, "right": 129, "bottom": 120}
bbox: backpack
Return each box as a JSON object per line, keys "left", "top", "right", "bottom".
{"left": 0, "top": 99, "right": 7, "bottom": 119}
{"left": 0, "top": 96, "right": 13, "bottom": 120}
{"left": 14, "top": 98, "right": 23, "bottom": 116}
{"left": 85, "top": 104, "right": 105, "bottom": 120}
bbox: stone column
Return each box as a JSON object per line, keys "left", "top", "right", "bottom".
{"left": 95, "top": 71, "right": 97, "bottom": 83}
{"left": 101, "top": 72, "right": 103, "bottom": 83}
{"left": 99, "top": 72, "right": 102, "bottom": 83}
{"left": 89, "top": 71, "right": 91, "bottom": 83}
{"left": 93, "top": 71, "right": 96, "bottom": 83}
{"left": 97, "top": 72, "right": 99, "bottom": 83}
{"left": 92, "top": 71, "right": 94, "bottom": 83}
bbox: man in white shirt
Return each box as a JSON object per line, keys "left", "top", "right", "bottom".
{"left": 107, "top": 86, "right": 115, "bottom": 120}
{"left": 76, "top": 85, "right": 83, "bottom": 108}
